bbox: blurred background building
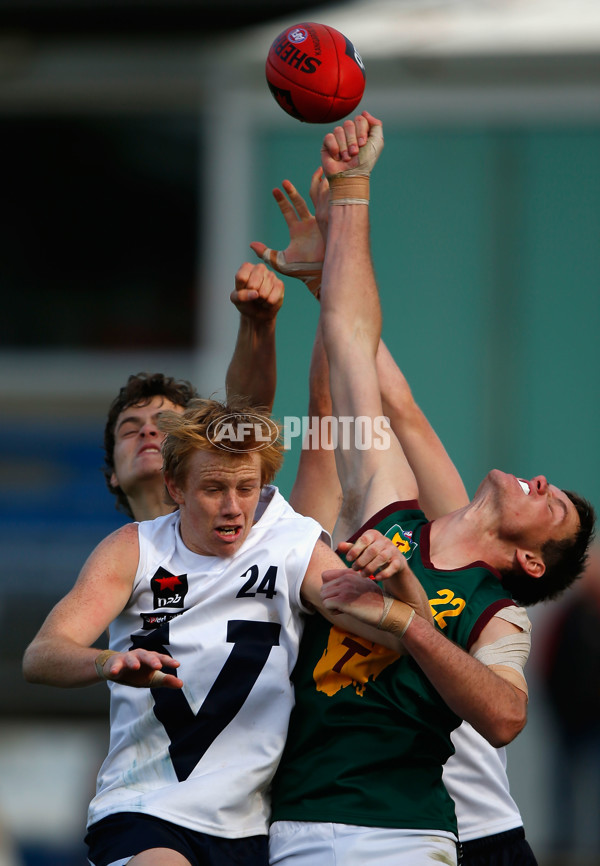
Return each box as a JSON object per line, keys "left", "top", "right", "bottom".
{"left": 0, "top": 0, "right": 599, "bottom": 863}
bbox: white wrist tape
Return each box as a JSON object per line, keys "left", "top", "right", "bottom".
{"left": 260, "top": 247, "right": 322, "bottom": 298}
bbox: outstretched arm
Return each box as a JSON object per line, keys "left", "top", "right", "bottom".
{"left": 376, "top": 342, "right": 469, "bottom": 518}
{"left": 225, "top": 262, "right": 284, "bottom": 412}
{"left": 249, "top": 165, "right": 418, "bottom": 543}
{"left": 252, "top": 170, "right": 468, "bottom": 525}
{"left": 319, "top": 112, "right": 418, "bottom": 535}
{"left": 289, "top": 319, "right": 344, "bottom": 534}
{"left": 22, "top": 524, "right": 183, "bottom": 690}
{"left": 249, "top": 169, "right": 341, "bottom": 533}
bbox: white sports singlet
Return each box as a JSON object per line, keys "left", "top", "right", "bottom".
{"left": 444, "top": 723, "right": 523, "bottom": 841}
{"left": 87, "top": 486, "right": 323, "bottom": 839}
{"left": 444, "top": 606, "right": 531, "bottom": 841}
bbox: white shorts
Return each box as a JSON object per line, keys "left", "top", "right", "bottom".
{"left": 269, "top": 821, "right": 457, "bottom": 866}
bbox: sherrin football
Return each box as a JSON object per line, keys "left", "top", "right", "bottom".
{"left": 266, "top": 22, "right": 366, "bottom": 124}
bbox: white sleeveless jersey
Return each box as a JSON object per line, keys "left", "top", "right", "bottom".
{"left": 87, "top": 486, "right": 324, "bottom": 839}
{"left": 444, "top": 722, "right": 523, "bottom": 841}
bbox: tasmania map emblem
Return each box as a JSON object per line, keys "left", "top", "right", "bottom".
{"left": 384, "top": 524, "right": 418, "bottom": 561}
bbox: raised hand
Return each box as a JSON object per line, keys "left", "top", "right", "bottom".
{"left": 320, "top": 568, "right": 386, "bottom": 627}
{"left": 337, "top": 528, "right": 410, "bottom": 581}
{"left": 250, "top": 168, "right": 326, "bottom": 299}
{"left": 320, "top": 110, "right": 384, "bottom": 180}
{"left": 338, "top": 528, "right": 433, "bottom": 624}
{"left": 230, "top": 261, "right": 284, "bottom": 321}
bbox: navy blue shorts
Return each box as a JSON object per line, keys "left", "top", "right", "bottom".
{"left": 85, "top": 812, "right": 269, "bottom": 866}
{"left": 458, "top": 827, "right": 538, "bottom": 866}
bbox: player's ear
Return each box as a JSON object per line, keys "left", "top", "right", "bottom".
{"left": 164, "top": 473, "right": 184, "bottom": 506}
{"left": 515, "top": 548, "right": 546, "bottom": 579}
{"left": 109, "top": 471, "right": 119, "bottom": 490}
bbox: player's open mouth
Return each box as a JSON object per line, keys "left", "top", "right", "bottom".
{"left": 216, "top": 526, "right": 241, "bottom": 539}
{"left": 517, "top": 479, "right": 531, "bottom": 495}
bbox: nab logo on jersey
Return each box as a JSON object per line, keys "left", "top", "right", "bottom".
{"left": 151, "top": 567, "right": 189, "bottom": 609}
{"left": 385, "top": 524, "right": 418, "bottom": 561}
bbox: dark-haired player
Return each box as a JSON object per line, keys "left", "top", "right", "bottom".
{"left": 23, "top": 263, "right": 424, "bottom": 866}
{"left": 257, "top": 112, "right": 594, "bottom": 866}
{"left": 102, "top": 261, "right": 282, "bottom": 524}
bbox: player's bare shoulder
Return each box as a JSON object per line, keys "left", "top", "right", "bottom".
{"left": 78, "top": 521, "right": 140, "bottom": 585}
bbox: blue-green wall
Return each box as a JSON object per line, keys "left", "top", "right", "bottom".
{"left": 253, "top": 123, "right": 600, "bottom": 516}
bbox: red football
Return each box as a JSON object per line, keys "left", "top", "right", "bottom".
{"left": 266, "top": 22, "right": 366, "bottom": 124}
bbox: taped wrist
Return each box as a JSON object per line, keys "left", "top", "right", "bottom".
{"left": 329, "top": 175, "right": 370, "bottom": 207}
{"left": 326, "top": 123, "right": 383, "bottom": 206}
{"left": 378, "top": 597, "right": 415, "bottom": 637}
{"left": 261, "top": 248, "right": 322, "bottom": 298}
{"left": 95, "top": 649, "right": 118, "bottom": 681}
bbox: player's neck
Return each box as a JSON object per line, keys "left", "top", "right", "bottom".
{"left": 129, "top": 490, "right": 177, "bottom": 523}
{"left": 428, "top": 507, "right": 497, "bottom": 570}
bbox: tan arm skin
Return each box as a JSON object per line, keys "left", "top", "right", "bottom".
{"left": 393, "top": 609, "right": 526, "bottom": 747}
{"left": 22, "top": 523, "right": 183, "bottom": 690}
{"left": 226, "top": 187, "right": 327, "bottom": 412}
{"left": 320, "top": 569, "right": 527, "bottom": 747}
{"left": 290, "top": 328, "right": 469, "bottom": 533}
{"left": 376, "top": 341, "right": 469, "bottom": 519}
{"left": 251, "top": 166, "right": 469, "bottom": 524}
{"left": 317, "top": 113, "right": 419, "bottom": 537}
{"left": 319, "top": 115, "right": 526, "bottom": 746}
{"left": 250, "top": 173, "right": 326, "bottom": 286}
{"left": 290, "top": 321, "right": 344, "bottom": 535}
{"left": 225, "top": 262, "right": 284, "bottom": 412}
{"left": 301, "top": 536, "right": 432, "bottom": 650}
{"left": 249, "top": 170, "right": 345, "bottom": 535}
{"left": 248, "top": 150, "right": 526, "bottom": 744}
{"left": 310, "top": 112, "right": 526, "bottom": 746}
{"left": 21, "top": 520, "right": 428, "bottom": 687}
{"left": 251, "top": 169, "right": 425, "bottom": 539}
